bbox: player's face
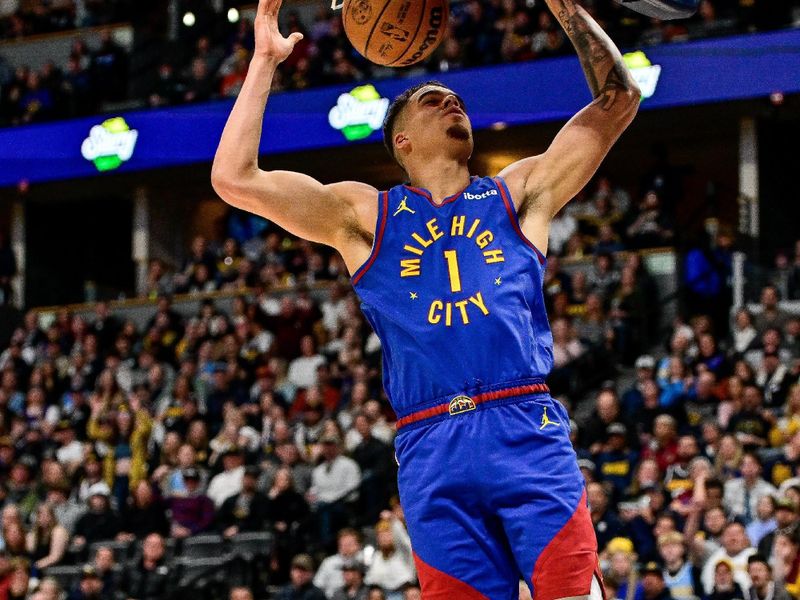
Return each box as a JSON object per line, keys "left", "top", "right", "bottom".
{"left": 400, "top": 86, "right": 473, "bottom": 159}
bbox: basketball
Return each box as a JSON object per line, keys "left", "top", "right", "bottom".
{"left": 342, "top": 0, "right": 449, "bottom": 68}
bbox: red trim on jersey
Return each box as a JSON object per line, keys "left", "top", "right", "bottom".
{"left": 403, "top": 177, "right": 476, "bottom": 208}
{"left": 531, "top": 489, "right": 598, "bottom": 600}
{"left": 351, "top": 191, "right": 389, "bottom": 286}
{"left": 413, "top": 552, "right": 489, "bottom": 600}
{"left": 396, "top": 382, "right": 550, "bottom": 430}
{"left": 494, "top": 177, "right": 546, "bottom": 265}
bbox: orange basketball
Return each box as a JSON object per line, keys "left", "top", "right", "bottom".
{"left": 342, "top": 0, "right": 449, "bottom": 68}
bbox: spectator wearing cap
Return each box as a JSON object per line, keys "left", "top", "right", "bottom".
{"left": 295, "top": 403, "right": 326, "bottom": 463}
{"left": 165, "top": 467, "right": 215, "bottom": 538}
{"left": 658, "top": 532, "right": 702, "bottom": 600}
{"left": 640, "top": 561, "right": 673, "bottom": 600}
{"left": 725, "top": 453, "right": 777, "bottom": 525}
{"left": 72, "top": 482, "right": 121, "bottom": 550}
{"left": 578, "top": 458, "right": 598, "bottom": 485}
{"left": 701, "top": 522, "right": 756, "bottom": 595}
{"left": 117, "top": 533, "right": 173, "bottom": 600}
{"left": 66, "top": 564, "right": 104, "bottom": 600}
{"left": 308, "top": 434, "right": 361, "bottom": 548}
{"left": 314, "top": 528, "right": 364, "bottom": 600}
{"left": 365, "top": 513, "right": 416, "bottom": 599}
{"left": 596, "top": 422, "right": 639, "bottom": 501}
{"left": 276, "top": 554, "right": 327, "bottom": 600}
{"left": 605, "top": 537, "right": 641, "bottom": 600}
{"left": 748, "top": 553, "right": 791, "bottom": 600}
{"left": 588, "top": 482, "right": 627, "bottom": 552}
{"left": 707, "top": 558, "right": 747, "bottom": 600}
{"left": 217, "top": 465, "right": 270, "bottom": 538}
{"left": 207, "top": 447, "right": 245, "bottom": 508}
{"left": 622, "top": 355, "right": 657, "bottom": 413}
{"left": 332, "top": 559, "right": 368, "bottom": 600}
{"left": 758, "top": 498, "right": 798, "bottom": 558}
{"left": 756, "top": 349, "right": 791, "bottom": 409}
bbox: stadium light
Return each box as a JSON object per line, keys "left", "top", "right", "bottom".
{"left": 227, "top": 8, "right": 240, "bottom": 23}
{"left": 183, "top": 11, "right": 196, "bottom": 27}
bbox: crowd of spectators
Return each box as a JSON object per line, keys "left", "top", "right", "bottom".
{"left": 578, "top": 273, "right": 800, "bottom": 600}
{"left": 0, "top": 178, "right": 671, "bottom": 599}
{"left": 0, "top": 217, "right": 798, "bottom": 599}
{"left": 0, "top": 200, "right": 798, "bottom": 600}
{"left": 1, "top": 0, "right": 799, "bottom": 126}
{"left": 0, "top": 0, "right": 133, "bottom": 39}
{"left": 0, "top": 274, "right": 410, "bottom": 598}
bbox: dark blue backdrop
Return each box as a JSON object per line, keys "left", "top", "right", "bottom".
{"left": 1, "top": 29, "right": 799, "bottom": 187}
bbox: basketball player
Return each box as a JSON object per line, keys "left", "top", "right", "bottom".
{"left": 212, "top": 0, "right": 640, "bottom": 597}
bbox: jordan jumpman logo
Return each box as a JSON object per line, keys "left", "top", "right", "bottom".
{"left": 393, "top": 196, "right": 416, "bottom": 216}
{"left": 540, "top": 407, "right": 561, "bottom": 430}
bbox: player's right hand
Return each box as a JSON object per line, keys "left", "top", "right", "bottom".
{"left": 254, "top": 0, "right": 304, "bottom": 64}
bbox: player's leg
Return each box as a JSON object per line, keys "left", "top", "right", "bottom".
{"left": 484, "top": 396, "right": 602, "bottom": 600}
{"left": 395, "top": 424, "right": 520, "bottom": 600}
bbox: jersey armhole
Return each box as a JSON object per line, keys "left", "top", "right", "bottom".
{"left": 493, "top": 176, "right": 546, "bottom": 265}
{"left": 351, "top": 191, "right": 389, "bottom": 286}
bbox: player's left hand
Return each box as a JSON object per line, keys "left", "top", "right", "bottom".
{"left": 254, "top": 0, "right": 304, "bottom": 64}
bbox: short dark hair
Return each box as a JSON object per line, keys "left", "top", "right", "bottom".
{"left": 742, "top": 451, "right": 763, "bottom": 467}
{"left": 748, "top": 554, "right": 771, "bottom": 570}
{"left": 382, "top": 80, "right": 448, "bottom": 163}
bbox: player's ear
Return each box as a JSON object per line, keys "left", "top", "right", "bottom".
{"left": 394, "top": 132, "right": 410, "bottom": 155}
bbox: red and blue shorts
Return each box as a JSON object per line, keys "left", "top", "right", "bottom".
{"left": 394, "top": 387, "right": 600, "bottom": 600}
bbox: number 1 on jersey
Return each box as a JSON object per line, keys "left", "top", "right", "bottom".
{"left": 444, "top": 250, "right": 462, "bottom": 293}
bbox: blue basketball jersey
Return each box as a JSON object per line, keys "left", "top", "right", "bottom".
{"left": 351, "top": 176, "right": 553, "bottom": 419}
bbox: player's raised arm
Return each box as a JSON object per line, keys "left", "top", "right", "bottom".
{"left": 500, "top": 0, "right": 640, "bottom": 226}
{"left": 211, "top": 0, "right": 377, "bottom": 258}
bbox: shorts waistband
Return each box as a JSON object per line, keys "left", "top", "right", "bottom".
{"left": 396, "top": 382, "right": 550, "bottom": 431}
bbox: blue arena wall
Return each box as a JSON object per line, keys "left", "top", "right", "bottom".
{"left": 1, "top": 28, "right": 799, "bottom": 187}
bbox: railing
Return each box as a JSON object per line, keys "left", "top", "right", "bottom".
{"left": 0, "top": 23, "right": 133, "bottom": 70}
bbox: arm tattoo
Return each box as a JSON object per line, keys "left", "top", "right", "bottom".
{"left": 550, "top": 0, "right": 638, "bottom": 110}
